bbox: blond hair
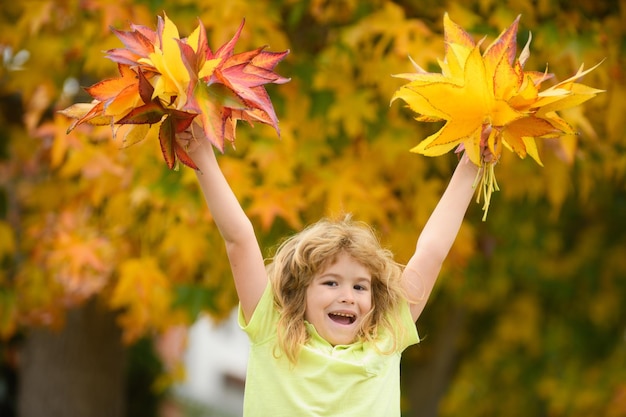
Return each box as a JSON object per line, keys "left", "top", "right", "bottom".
{"left": 266, "top": 216, "right": 407, "bottom": 364}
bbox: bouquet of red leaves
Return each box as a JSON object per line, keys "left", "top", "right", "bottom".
{"left": 61, "top": 13, "right": 289, "bottom": 169}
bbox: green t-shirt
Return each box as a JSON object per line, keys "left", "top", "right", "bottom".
{"left": 238, "top": 282, "right": 419, "bottom": 416}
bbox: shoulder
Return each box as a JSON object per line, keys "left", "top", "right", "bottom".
{"left": 238, "top": 281, "right": 279, "bottom": 342}
{"left": 380, "top": 301, "right": 420, "bottom": 351}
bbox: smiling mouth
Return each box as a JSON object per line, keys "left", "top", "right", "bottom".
{"left": 329, "top": 312, "right": 356, "bottom": 325}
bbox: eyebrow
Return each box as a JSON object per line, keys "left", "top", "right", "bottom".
{"left": 316, "top": 273, "right": 372, "bottom": 283}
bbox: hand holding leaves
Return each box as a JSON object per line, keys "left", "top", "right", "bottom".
{"left": 61, "top": 13, "right": 289, "bottom": 169}
{"left": 392, "top": 14, "right": 602, "bottom": 219}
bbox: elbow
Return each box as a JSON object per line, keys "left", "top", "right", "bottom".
{"left": 414, "top": 240, "right": 449, "bottom": 268}
{"left": 223, "top": 217, "right": 257, "bottom": 248}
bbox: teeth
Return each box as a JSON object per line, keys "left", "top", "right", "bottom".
{"left": 331, "top": 312, "right": 355, "bottom": 318}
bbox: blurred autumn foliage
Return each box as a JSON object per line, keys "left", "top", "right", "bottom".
{"left": 1, "top": 1, "right": 625, "bottom": 416}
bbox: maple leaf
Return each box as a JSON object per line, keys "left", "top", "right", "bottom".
{"left": 139, "top": 12, "right": 192, "bottom": 109}
{"left": 186, "top": 19, "right": 291, "bottom": 151}
{"left": 247, "top": 185, "right": 304, "bottom": 231}
{"left": 116, "top": 69, "right": 197, "bottom": 169}
{"left": 61, "top": 13, "right": 289, "bottom": 168}
{"left": 106, "top": 25, "right": 155, "bottom": 66}
{"left": 110, "top": 257, "right": 174, "bottom": 343}
{"left": 60, "top": 63, "right": 143, "bottom": 133}
{"left": 392, "top": 13, "right": 603, "bottom": 219}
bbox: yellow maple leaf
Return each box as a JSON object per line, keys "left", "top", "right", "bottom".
{"left": 110, "top": 257, "right": 173, "bottom": 343}
{"left": 35, "top": 210, "right": 115, "bottom": 304}
{"left": 140, "top": 12, "right": 190, "bottom": 109}
{"left": 392, "top": 13, "right": 603, "bottom": 220}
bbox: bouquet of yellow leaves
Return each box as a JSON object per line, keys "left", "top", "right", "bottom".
{"left": 392, "top": 14, "right": 602, "bottom": 220}
{"left": 61, "top": 13, "right": 289, "bottom": 170}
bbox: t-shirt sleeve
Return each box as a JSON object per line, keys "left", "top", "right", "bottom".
{"left": 238, "top": 281, "right": 279, "bottom": 344}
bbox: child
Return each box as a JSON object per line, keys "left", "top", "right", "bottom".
{"left": 177, "top": 124, "right": 479, "bottom": 416}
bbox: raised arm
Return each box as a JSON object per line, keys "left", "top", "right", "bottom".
{"left": 403, "top": 154, "right": 479, "bottom": 321}
{"left": 180, "top": 128, "right": 267, "bottom": 323}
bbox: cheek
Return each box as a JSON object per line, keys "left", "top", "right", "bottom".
{"left": 361, "top": 293, "right": 373, "bottom": 313}
{"left": 366, "top": 298, "right": 373, "bottom": 313}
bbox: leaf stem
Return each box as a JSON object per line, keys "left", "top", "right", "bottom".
{"left": 473, "top": 161, "right": 499, "bottom": 221}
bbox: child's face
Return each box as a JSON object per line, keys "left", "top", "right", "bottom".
{"left": 304, "top": 252, "right": 373, "bottom": 346}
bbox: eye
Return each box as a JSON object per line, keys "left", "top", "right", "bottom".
{"left": 354, "top": 284, "right": 368, "bottom": 291}
{"left": 323, "top": 281, "right": 338, "bottom": 287}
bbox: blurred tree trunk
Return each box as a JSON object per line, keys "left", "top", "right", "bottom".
{"left": 17, "top": 301, "right": 126, "bottom": 417}
{"left": 404, "top": 306, "right": 466, "bottom": 417}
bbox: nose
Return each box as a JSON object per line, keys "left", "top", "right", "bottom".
{"left": 339, "top": 288, "right": 355, "bottom": 304}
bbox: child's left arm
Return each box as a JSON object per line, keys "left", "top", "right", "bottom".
{"left": 402, "top": 154, "right": 479, "bottom": 322}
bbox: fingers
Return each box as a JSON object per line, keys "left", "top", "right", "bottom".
{"left": 482, "top": 148, "right": 495, "bottom": 164}
{"left": 176, "top": 131, "right": 193, "bottom": 152}
{"left": 480, "top": 126, "right": 498, "bottom": 164}
{"left": 176, "top": 122, "right": 202, "bottom": 150}
{"left": 176, "top": 122, "right": 216, "bottom": 158}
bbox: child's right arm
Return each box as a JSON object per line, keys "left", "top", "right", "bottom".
{"left": 180, "top": 128, "right": 268, "bottom": 323}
